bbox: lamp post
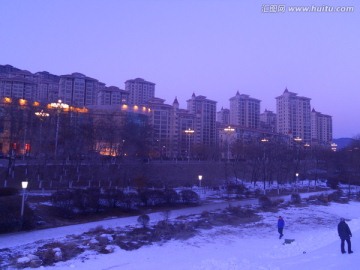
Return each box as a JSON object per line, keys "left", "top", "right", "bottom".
{"left": 224, "top": 126, "right": 235, "bottom": 161}
{"left": 35, "top": 110, "right": 50, "bottom": 154}
{"left": 303, "top": 143, "right": 311, "bottom": 190}
{"left": 184, "top": 128, "right": 194, "bottom": 162}
{"left": 122, "top": 140, "right": 126, "bottom": 157}
{"left": 198, "top": 175, "right": 202, "bottom": 187}
{"left": 21, "top": 180, "right": 28, "bottom": 226}
{"left": 50, "top": 100, "right": 69, "bottom": 159}
{"left": 261, "top": 138, "right": 269, "bottom": 194}
{"left": 293, "top": 137, "right": 302, "bottom": 190}
{"left": 295, "top": 172, "right": 299, "bottom": 192}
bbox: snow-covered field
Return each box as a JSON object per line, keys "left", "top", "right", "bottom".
{"left": 1, "top": 193, "right": 359, "bottom": 270}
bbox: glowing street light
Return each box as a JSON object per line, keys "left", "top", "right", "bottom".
{"left": 20, "top": 180, "right": 29, "bottom": 226}
{"left": 198, "top": 175, "right": 203, "bottom": 187}
{"left": 331, "top": 143, "right": 337, "bottom": 152}
{"left": 295, "top": 172, "right": 299, "bottom": 192}
{"left": 35, "top": 110, "right": 50, "bottom": 118}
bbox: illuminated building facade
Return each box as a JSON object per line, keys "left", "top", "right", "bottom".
{"left": 276, "top": 88, "right": 311, "bottom": 143}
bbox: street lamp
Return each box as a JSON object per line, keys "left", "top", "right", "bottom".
{"left": 35, "top": 110, "right": 50, "bottom": 153}
{"left": 21, "top": 180, "right": 29, "bottom": 225}
{"left": 224, "top": 126, "right": 235, "bottom": 161}
{"left": 261, "top": 138, "right": 269, "bottom": 194}
{"left": 293, "top": 137, "right": 302, "bottom": 190}
{"left": 198, "top": 175, "right": 203, "bottom": 187}
{"left": 35, "top": 110, "right": 50, "bottom": 118}
{"left": 331, "top": 143, "right": 337, "bottom": 152}
{"left": 50, "top": 100, "right": 69, "bottom": 158}
{"left": 184, "top": 128, "right": 194, "bottom": 162}
{"left": 295, "top": 173, "right": 299, "bottom": 192}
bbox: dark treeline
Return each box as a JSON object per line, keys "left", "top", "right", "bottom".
{"left": 0, "top": 98, "right": 360, "bottom": 190}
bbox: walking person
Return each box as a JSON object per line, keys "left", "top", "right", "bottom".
{"left": 338, "top": 218, "right": 353, "bottom": 254}
{"left": 277, "top": 216, "right": 285, "bottom": 239}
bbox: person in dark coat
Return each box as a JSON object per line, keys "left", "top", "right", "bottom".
{"left": 337, "top": 218, "right": 353, "bottom": 254}
{"left": 277, "top": 216, "right": 285, "bottom": 239}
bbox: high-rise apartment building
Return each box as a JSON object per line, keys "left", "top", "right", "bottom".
{"left": 0, "top": 74, "right": 37, "bottom": 101}
{"left": 276, "top": 88, "right": 311, "bottom": 142}
{"left": 59, "top": 73, "right": 105, "bottom": 107}
{"left": 0, "top": 65, "right": 36, "bottom": 100}
{"left": 229, "top": 91, "right": 260, "bottom": 129}
{"left": 260, "top": 109, "right": 277, "bottom": 133}
{"left": 172, "top": 97, "right": 196, "bottom": 158}
{"left": 0, "top": 65, "right": 60, "bottom": 103}
{"left": 0, "top": 64, "right": 22, "bottom": 75}
{"left": 311, "top": 108, "right": 332, "bottom": 145}
{"left": 97, "top": 86, "right": 129, "bottom": 105}
{"left": 216, "top": 107, "right": 230, "bottom": 125}
{"left": 147, "top": 97, "right": 173, "bottom": 158}
{"left": 34, "top": 71, "right": 60, "bottom": 103}
{"left": 125, "top": 78, "right": 155, "bottom": 105}
{"left": 187, "top": 93, "right": 217, "bottom": 146}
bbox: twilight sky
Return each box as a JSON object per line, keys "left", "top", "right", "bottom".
{"left": 1, "top": 0, "right": 359, "bottom": 138}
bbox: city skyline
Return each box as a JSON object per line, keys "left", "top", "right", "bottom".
{"left": 1, "top": 0, "right": 359, "bottom": 138}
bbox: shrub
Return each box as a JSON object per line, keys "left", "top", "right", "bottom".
{"left": 316, "top": 193, "right": 329, "bottom": 204}
{"left": 35, "top": 242, "right": 84, "bottom": 266}
{"left": 120, "top": 192, "right": 140, "bottom": 210}
{"left": 258, "top": 195, "right": 272, "bottom": 208}
{"left": 179, "top": 190, "right": 200, "bottom": 205}
{"left": 84, "top": 188, "right": 102, "bottom": 212}
{"left": 0, "top": 196, "right": 20, "bottom": 233}
{"left": 139, "top": 189, "right": 166, "bottom": 207}
{"left": 328, "top": 190, "right": 345, "bottom": 202}
{"left": 225, "top": 205, "right": 254, "bottom": 218}
{"left": 0, "top": 196, "right": 36, "bottom": 233}
{"left": 244, "top": 190, "right": 254, "bottom": 198}
{"left": 164, "top": 189, "right": 180, "bottom": 205}
{"left": 51, "top": 190, "right": 74, "bottom": 218}
{"left": 0, "top": 187, "right": 19, "bottom": 197}
{"left": 153, "top": 220, "right": 196, "bottom": 241}
{"left": 161, "top": 210, "right": 171, "bottom": 222}
{"left": 87, "top": 225, "right": 105, "bottom": 234}
{"left": 326, "top": 177, "right": 339, "bottom": 189}
{"left": 272, "top": 198, "right": 285, "bottom": 206}
{"left": 100, "top": 189, "right": 124, "bottom": 208}
{"left": 71, "top": 188, "right": 101, "bottom": 214}
{"left": 226, "top": 205, "right": 243, "bottom": 215}
{"left": 356, "top": 191, "right": 360, "bottom": 201}
{"left": 254, "top": 189, "right": 264, "bottom": 197}
{"left": 137, "top": 214, "right": 150, "bottom": 228}
{"left": 226, "top": 184, "right": 246, "bottom": 195}
{"left": 290, "top": 193, "right": 301, "bottom": 204}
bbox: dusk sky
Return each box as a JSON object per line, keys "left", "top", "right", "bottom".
{"left": 1, "top": 0, "right": 359, "bottom": 138}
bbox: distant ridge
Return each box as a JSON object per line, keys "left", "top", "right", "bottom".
{"left": 333, "top": 138, "right": 355, "bottom": 149}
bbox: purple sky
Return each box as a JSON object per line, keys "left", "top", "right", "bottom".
{"left": 1, "top": 0, "right": 359, "bottom": 138}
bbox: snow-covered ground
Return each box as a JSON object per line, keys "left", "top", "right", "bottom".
{"left": 1, "top": 192, "right": 359, "bottom": 270}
